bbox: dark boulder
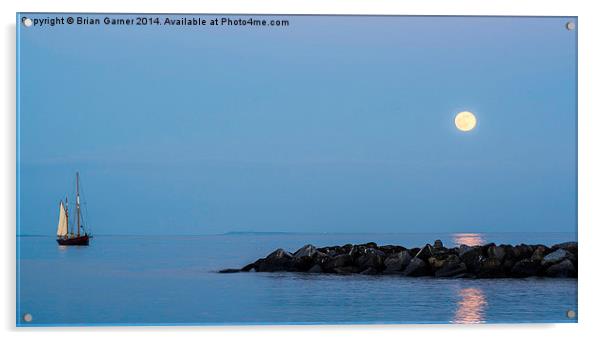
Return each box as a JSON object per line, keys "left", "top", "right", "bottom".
{"left": 436, "top": 263, "right": 467, "bottom": 278}
{"left": 317, "top": 246, "right": 341, "bottom": 257}
{"left": 511, "top": 259, "right": 540, "bottom": 277}
{"left": 487, "top": 245, "right": 506, "bottom": 262}
{"left": 541, "top": 249, "right": 575, "bottom": 267}
{"left": 356, "top": 248, "right": 385, "bottom": 271}
{"left": 322, "top": 254, "right": 353, "bottom": 272}
{"left": 531, "top": 245, "right": 551, "bottom": 261}
{"left": 552, "top": 242, "right": 577, "bottom": 269}
{"left": 458, "top": 245, "right": 483, "bottom": 273}
{"left": 379, "top": 245, "right": 406, "bottom": 255}
{"left": 218, "top": 268, "right": 241, "bottom": 273}
{"left": 551, "top": 242, "right": 578, "bottom": 257}
{"left": 293, "top": 244, "right": 317, "bottom": 258}
{"left": 478, "top": 258, "right": 503, "bottom": 278}
{"left": 403, "top": 258, "right": 429, "bottom": 276}
{"left": 546, "top": 259, "right": 577, "bottom": 278}
{"left": 240, "top": 263, "right": 256, "bottom": 272}
{"left": 516, "top": 244, "right": 534, "bottom": 259}
{"left": 268, "top": 248, "right": 293, "bottom": 259}
{"left": 432, "top": 244, "right": 453, "bottom": 258}
{"left": 504, "top": 244, "right": 533, "bottom": 262}
{"left": 291, "top": 244, "right": 319, "bottom": 271}
{"left": 433, "top": 240, "right": 444, "bottom": 249}
{"left": 457, "top": 245, "right": 474, "bottom": 257}
{"left": 435, "top": 255, "right": 467, "bottom": 278}
{"left": 255, "top": 248, "right": 293, "bottom": 272}
{"left": 501, "top": 259, "right": 516, "bottom": 274}
{"left": 307, "top": 264, "right": 322, "bottom": 273}
{"left": 347, "top": 245, "right": 362, "bottom": 258}
{"left": 415, "top": 244, "right": 434, "bottom": 261}
{"left": 383, "top": 250, "right": 412, "bottom": 273}
{"left": 341, "top": 244, "right": 354, "bottom": 254}
{"left": 311, "top": 251, "right": 331, "bottom": 267}
{"left": 481, "top": 243, "right": 495, "bottom": 254}
{"left": 291, "top": 257, "right": 315, "bottom": 272}
{"left": 428, "top": 256, "right": 447, "bottom": 272}
{"left": 365, "top": 242, "right": 378, "bottom": 249}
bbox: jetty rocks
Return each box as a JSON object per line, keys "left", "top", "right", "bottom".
{"left": 220, "top": 241, "right": 577, "bottom": 278}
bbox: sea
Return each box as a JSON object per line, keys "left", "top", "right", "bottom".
{"left": 16, "top": 232, "right": 577, "bottom": 326}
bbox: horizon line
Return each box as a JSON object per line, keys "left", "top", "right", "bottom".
{"left": 16, "top": 230, "right": 577, "bottom": 237}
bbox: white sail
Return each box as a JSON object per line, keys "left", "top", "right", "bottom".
{"left": 56, "top": 201, "right": 68, "bottom": 237}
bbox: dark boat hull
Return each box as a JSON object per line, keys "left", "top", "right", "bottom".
{"left": 57, "top": 235, "right": 90, "bottom": 246}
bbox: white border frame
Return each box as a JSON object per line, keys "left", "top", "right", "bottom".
{"left": 3, "top": 0, "right": 600, "bottom": 339}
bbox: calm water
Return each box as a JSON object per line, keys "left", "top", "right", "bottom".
{"left": 17, "top": 232, "right": 577, "bottom": 326}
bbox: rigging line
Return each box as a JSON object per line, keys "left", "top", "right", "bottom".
{"left": 79, "top": 174, "right": 92, "bottom": 234}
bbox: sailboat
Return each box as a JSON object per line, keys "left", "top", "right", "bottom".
{"left": 56, "top": 172, "right": 91, "bottom": 246}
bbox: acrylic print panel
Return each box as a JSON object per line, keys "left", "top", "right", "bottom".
{"left": 16, "top": 13, "right": 577, "bottom": 326}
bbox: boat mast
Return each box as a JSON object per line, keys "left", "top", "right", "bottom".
{"left": 76, "top": 172, "right": 81, "bottom": 237}
{"left": 65, "top": 196, "right": 70, "bottom": 236}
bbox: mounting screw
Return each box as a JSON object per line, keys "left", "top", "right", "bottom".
{"left": 566, "top": 309, "right": 576, "bottom": 319}
{"left": 23, "top": 313, "right": 33, "bottom": 322}
{"left": 22, "top": 17, "right": 33, "bottom": 27}
{"left": 566, "top": 21, "right": 575, "bottom": 31}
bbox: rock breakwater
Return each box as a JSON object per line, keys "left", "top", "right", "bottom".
{"left": 220, "top": 241, "right": 577, "bottom": 278}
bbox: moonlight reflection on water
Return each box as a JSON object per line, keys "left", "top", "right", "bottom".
{"left": 452, "top": 233, "right": 486, "bottom": 247}
{"left": 454, "top": 287, "right": 487, "bottom": 323}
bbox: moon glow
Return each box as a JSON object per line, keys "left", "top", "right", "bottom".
{"left": 455, "top": 111, "right": 477, "bottom": 132}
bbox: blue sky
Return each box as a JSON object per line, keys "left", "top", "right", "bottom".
{"left": 17, "top": 15, "right": 577, "bottom": 235}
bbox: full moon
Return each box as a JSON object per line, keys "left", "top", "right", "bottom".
{"left": 455, "top": 111, "right": 477, "bottom": 132}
